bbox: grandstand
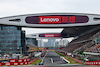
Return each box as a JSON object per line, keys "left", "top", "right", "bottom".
{"left": 84, "top": 44, "right": 100, "bottom": 53}
{"left": 61, "top": 25, "right": 100, "bottom": 61}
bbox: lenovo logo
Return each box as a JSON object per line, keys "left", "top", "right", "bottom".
{"left": 45, "top": 34, "right": 54, "bottom": 37}
{"left": 39, "top": 16, "right": 61, "bottom": 24}
{"left": 40, "top": 17, "right": 59, "bottom": 22}
{"left": 44, "top": 34, "right": 61, "bottom": 37}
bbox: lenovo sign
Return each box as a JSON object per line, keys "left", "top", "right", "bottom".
{"left": 39, "top": 16, "right": 75, "bottom": 24}
{"left": 45, "top": 34, "right": 55, "bottom": 37}
{"left": 25, "top": 15, "right": 89, "bottom": 24}
{"left": 39, "top": 16, "right": 61, "bottom": 24}
{"left": 39, "top": 34, "right": 61, "bottom": 37}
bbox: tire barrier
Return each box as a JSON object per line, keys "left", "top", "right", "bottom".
{"left": 85, "top": 61, "right": 100, "bottom": 65}
{"left": 20, "top": 62, "right": 24, "bottom": 66}
{"left": 14, "top": 62, "right": 18, "bottom": 66}
{"left": 24, "top": 62, "right": 28, "bottom": 65}
{"left": 5, "top": 63, "right": 10, "bottom": 66}
{"left": 0, "top": 58, "right": 37, "bottom": 66}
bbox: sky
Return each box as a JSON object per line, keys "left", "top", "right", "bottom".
{"left": 0, "top": 0, "right": 100, "bottom": 41}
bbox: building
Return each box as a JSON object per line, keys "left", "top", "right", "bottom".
{"left": 0, "top": 25, "right": 26, "bottom": 54}
{"left": 44, "top": 39, "right": 55, "bottom": 47}
{"left": 63, "top": 39, "right": 69, "bottom": 46}
{"left": 26, "top": 37, "right": 38, "bottom": 53}
{"left": 38, "top": 39, "right": 44, "bottom": 47}
{"left": 58, "top": 39, "right": 69, "bottom": 47}
{"left": 26, "top": 38, "right": 37, "bottom": 46}
{"left": 55, "top": 41, "right": 59, "bottom": 47}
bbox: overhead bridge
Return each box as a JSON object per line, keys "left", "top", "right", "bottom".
{"left": 1, "top": 13, "right": 100, "bottom": 38}
{"left": 0, "top": 13, "right": 100, "bottom": 28}
{"left": 26, "top": 33, "right": 62, "bottom": 39}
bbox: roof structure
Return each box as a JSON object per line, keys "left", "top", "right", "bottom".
{"left": 61, "top": 25, "right": 100, "bottom": 38}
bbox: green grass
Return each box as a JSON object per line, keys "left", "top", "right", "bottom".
{"left": 55, "top": 51, "right": 64, "bottom": 56}
{"left": 64, "top": 56, "right": 80, "bottom": 64}
{"left": 31, "top": 59, "right": 42, "bottom": 65}
{"left": 55, "top": 51, "right": 80, "bottom": 64}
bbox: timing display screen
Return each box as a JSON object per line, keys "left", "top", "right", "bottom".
{"left": 25, "top": 15, "right": 89, "bottom": 24}
{"left": 39, "top": 34, "right": 61, "bottom": 37}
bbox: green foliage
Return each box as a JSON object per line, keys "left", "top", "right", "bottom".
{"left": 31, "top": 59, "right": 42, "bottom": 65}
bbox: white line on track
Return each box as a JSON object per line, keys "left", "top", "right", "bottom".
{"left": 51, "top": 58, "right": 54, "bottom": 63}
{"left": 41, "top": 51, "right": 48, "bottom": 64}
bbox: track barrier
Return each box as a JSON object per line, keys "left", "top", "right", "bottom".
{"left": 25, "top": 62, "right": 28, "bottom": 65}
{"left": 41, "top": 52, "right": 46, "bottom": 57}
{"left": 85, "top": 61, "right": 100, "bottom": 65}
{"left": 5, "top": 63, "right": 10, "bottom": 66}
{"left": 20, "top": 62, "right": 24, "bottom": 66}
{"left": 0, "top": 63, "right": 1, "bottom": 66}
{"left": 0, "top": 58, "right": 37, "bottom": 66}
{"left": 14, "top": 62, "right": 18, "bottom": 66}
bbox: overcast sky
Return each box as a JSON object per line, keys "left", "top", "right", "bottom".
{"left": 0, "top": 0, "right": 100, "bottom": 40}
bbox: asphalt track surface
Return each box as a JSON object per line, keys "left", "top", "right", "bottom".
{"left": 22, "top": 65, "right": 100, "bottom": 67}
{"left": 3, "top": 65, "right": 100, "bottom": 67}
{"left": 43, "top": 50, "right": 67, "bottom": 65}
